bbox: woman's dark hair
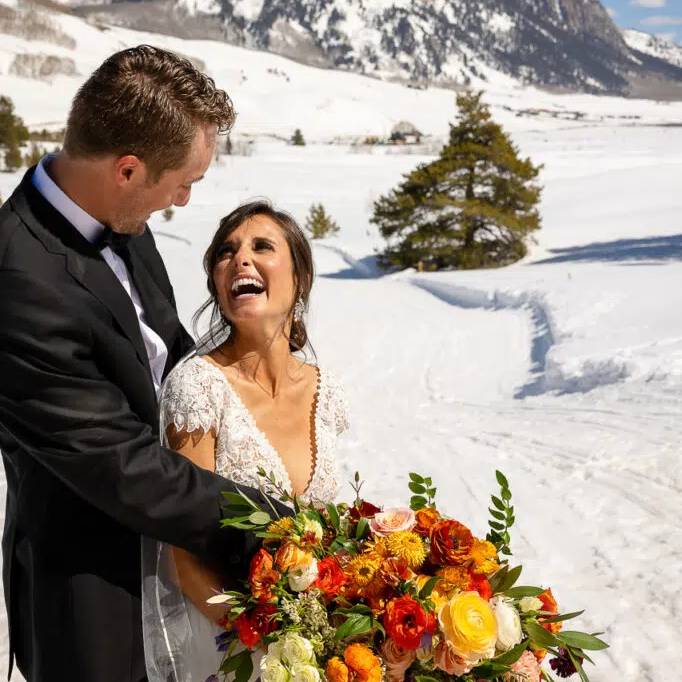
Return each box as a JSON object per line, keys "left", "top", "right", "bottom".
{"left": 193, "top": 200, "right": 315, "bottom": 355}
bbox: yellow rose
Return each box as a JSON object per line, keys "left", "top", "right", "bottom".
{"left": 275, "top": 542, "right": 308, "bottom": 571}
{"left": 439, "top": 591, "right": 497, "bottom": 663}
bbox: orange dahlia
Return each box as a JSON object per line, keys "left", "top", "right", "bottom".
{"left": 344, "top": 643, "right": 382, "bottom": 682}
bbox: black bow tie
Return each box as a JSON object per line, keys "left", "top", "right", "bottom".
{"left": 96, "top": 228, "right": 133, "bottom": 252}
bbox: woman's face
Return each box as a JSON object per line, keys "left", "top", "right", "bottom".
{"left": 213, "top": 214, "right": 296, "bottom": 332}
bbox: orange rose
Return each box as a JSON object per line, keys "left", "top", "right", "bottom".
{"left": 248, "top": 548, "right": 280, "bottom": 602}
{"left": 383, "top": 595, "right": 429, "bottom": 650}
{"left": 429, "top": 520, "right": 474, "bottom": 566}
{"left": 538, "top": 588, "right": 561, "bottom": 634}
{"left": 381, "top": 638, "right": 416, "bottom": 682}
{"left": 234, "top": 604, "right": 278, "bottom": 649}
{"left": 467, "top": 573, "right": 492, "bottom": 600}
{"left": 274, "top": 541, "right": 307, "bottom": 571}
{"left": 414, "top": 508, "right": 441, "bottom": 536}
{"left": 312, "top": 557, "right": 347, "bottom": 598}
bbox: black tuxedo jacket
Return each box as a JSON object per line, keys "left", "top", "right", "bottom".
{"left": 0, "top": 169, "right": 274, "bottom": 682}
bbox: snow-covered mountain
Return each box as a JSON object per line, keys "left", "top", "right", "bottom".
{"left": 623, "top": 29, "right": 682, "bottom": 70}
{"left": 68, "top": 0, "right": 682, "bottom": 97}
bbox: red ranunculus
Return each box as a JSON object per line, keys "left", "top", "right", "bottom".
{"left": 312, "top": 557, "right": 347, "bottom": 598}
{"left": 349, "top": 500, "right": 382, "bottom": 521}
{"left": 468, "top": 572, "right": 493, "bottom": 600}
{"left": 383, "top": 595, "right": 428, "bottom": 650}
{"left": 234, "top": 604, "right": 278, "bottom": 649}
{"left": 248, "top": 548, "right": 280, "bottom": 603}
{"left": 429, "top": 520, "right": 474, "bottom": 566}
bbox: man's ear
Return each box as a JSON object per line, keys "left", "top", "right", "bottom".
{"left": 114, "top": 155, "right": 144, "bottom": 186}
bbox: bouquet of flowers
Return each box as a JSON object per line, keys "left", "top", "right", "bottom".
{"left": 208, "top": 470, "right": 607, "bottom": 682}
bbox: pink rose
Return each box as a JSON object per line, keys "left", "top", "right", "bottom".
{"left": 433, "top": 641, "right": 474, "bottom": 677}
{"left": 505, "top": 651, "right": 541, "bottom": 682}
{"left": 380, "top": 638, "right": 416, "bottom": 682}
{"left": 369, "top": 508, "right": 416, "bottom": 536}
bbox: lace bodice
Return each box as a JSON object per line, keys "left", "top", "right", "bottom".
{"left": 159, "top": 354, "right": 348, "bottom": 503}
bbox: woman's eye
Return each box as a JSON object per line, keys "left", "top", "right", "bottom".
{"left": 255, "top": 240, "right": 273, "bottom": 251}
{"left": 217, "top": 245, "right": 234, "bottom": 259}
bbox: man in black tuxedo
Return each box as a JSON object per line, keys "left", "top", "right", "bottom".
{"left": 0, "top": 46, "right": 281, "bottom": 682}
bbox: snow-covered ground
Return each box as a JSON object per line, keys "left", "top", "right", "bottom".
{"left": 2, "top": 5, "right": 682, "bottom": 681}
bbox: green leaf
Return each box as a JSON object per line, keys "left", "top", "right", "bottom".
{"left": 488, "top": 520, "right": 505, "bottom": 531}
{"left": 494, "top": 640, "right": 528, "bottom": 665}
{"left": 488, "top": 565, "right": 508, "bottom": 593}
{"left": 408, "top": 482, "right": 426, "bottom": 494}
{"left": 418, "top": 576, "right": 441, "bottom": 599}
{"left": 248, "top": 511, "right": 271, "bottom": 526}
{"left": 355, "top": 517, "right": 369, "bottom": 540}
{"left": 489, "top": 508, "right": 506, "bottom": 521}
{"left": 410, "top": 495, "right": 427, "bottom": 511}
{"left": 326, "top": 503, "right": 341, "bottom": 530}
{"left": 234, "top": 653, "right": 254, "bottom": 682}
{"left": 415, "top": 676, "right": 440, "bottom": 682}
{"left": 567, "top": 648, "right": 590, "bottom": 682}
{"left": 235, "top": 487, "right": 260, "bottom": 509}
{"left": 334, "top": 613, "right": 372, "bottom": 640}
{"left": 501, "top": 488, "right": 512, "bottom": 501}
{"left": 542, "top": 610, "right": 585, "bottom": 624}
{"left": 505, "top": 586, "right": 545, "bottom": 599}
{"left": 501, "top": 565, "right": 522, "bottom": 590}
{"left": 221, "top": 493, "right": 253, "bottom": 509}
{"left": 525, "top": 621, "right": 560, "bottom": 649}
{"left": 496, "top": 470, "right": 509, "bottom": 488}
{"left": 220, "top": 649, "right": 251, "bottom": 674}
{"left": 409, "top": 472, "right": 424, "bottom": 483}
{"left": 556, "top": 631, "right": 609, "bottom": 651}
{"left": 491, "top": 495, "right": 505, "bottom": 511}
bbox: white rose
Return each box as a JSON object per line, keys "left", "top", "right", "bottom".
{"left": 290, "top": 664, "right": 321, "bottom": 682}
{"left": 265, "top": 640, "right": 286, "bottom": 662}
{"left": 281, "top": 633, "right": 315, "bottom": 667}
{"left": 519, "top": 596, "right": 543, "bottom": 613}
{"left": 261, "top": 657, "right": 290, "bottom": 682}
{"left": 491, "top": 596, "right": 523, "bottom": 652}
{"left": 288, "top": 557, "right": 319, "bottom": 592}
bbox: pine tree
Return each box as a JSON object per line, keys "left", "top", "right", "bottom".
{"left": 0, "top": 96, "right": 29, "bottom": 150}
{"left": 305, "top": 203, "right": 340, "bottom": 239}
{"left": 23, "top": 142, "right": 45, "bottom": 168}
{"left": 291, "top": 128, "right": 306, "bottom": 146}
{"left": 4, "top": 143, "right": 22, "bottom": 172}
{"left": 372, "top": 91, "right": 542, "bottom": 270}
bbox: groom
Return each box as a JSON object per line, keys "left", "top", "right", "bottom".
{"left": 0, "top": 46, "right": 280, "bottom": 682}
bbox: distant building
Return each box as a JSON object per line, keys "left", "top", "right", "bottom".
{"left": 389, "top": 121, "right": 422, "bottom": 144}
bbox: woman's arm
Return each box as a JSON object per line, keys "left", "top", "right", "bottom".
{"left": 166, "top": 425, "right": 233, "bottom": 624}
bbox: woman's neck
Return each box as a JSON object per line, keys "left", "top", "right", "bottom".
{"left": 219, "top": 328, "right": 294, "bottom": 397}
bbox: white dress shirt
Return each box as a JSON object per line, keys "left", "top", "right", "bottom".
{"left": 32, "top": 155, "right": 169, "bottom": 394}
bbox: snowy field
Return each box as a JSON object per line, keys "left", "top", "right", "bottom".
{"left": 2, "top": 6, "right": 682, "bottom": 681}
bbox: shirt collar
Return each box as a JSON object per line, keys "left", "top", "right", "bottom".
{"left": 32, "top": 154, "right": 106, "bottom": 245}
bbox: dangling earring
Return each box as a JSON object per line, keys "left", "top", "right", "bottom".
{"left": 293, "top": 297, "right": 305, "bottom": 323}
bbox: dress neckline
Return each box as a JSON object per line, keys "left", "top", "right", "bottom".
{"left": 195, "top": 354, "right": 323, "bottom": 498}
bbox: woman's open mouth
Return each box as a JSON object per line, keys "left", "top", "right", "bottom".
{"left": 230, "top": 276, "right": 266, "bottom": 300}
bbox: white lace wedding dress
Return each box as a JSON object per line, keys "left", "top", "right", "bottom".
{"left": 142, "top": 353, "right": 348, "bottom": 682}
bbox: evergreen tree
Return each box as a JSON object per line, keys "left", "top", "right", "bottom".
{"left": 305, "top": 203, "right": 340, "bottom": 239}
{"left": 24, "top": 142, "right": 45, "bottom": 168}
{"left": 372, "top": 91, "right": 542, "bottom": 270}
{"left": 4, "top": 143, "right": 22, "bottom": 172}
{"left": 0, "top": 95, "right": 29, "bottom": 150}
{"left": 291, "top": 128, "right": 306, "bottom": 146}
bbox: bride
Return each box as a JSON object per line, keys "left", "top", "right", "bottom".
{"left": 142, "top": 200, "right": 348, "bottom": 681}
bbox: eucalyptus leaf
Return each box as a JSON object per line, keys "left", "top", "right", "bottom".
{"left": 248, "top": 511, "right": 271, "bottom": 526}
{"left": 557, "top": 631, "right": 609, "bottom": 651}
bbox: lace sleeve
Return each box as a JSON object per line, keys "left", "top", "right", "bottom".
{"left": 321, "top": 369, "right": 350, "bottom": 436}
{"left": 158, "top": 355, "right": 225, "bottom": 441}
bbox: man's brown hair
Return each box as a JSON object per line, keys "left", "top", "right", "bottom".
{"left": 63, "top": 44, "right": 235, "bottom": 180}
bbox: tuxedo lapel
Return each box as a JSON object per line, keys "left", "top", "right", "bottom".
{"left": 10, "top": 172, "right": 153, "bottom": 377}
{"left": 121, "top": 243, "right": 179, "bottom": 374}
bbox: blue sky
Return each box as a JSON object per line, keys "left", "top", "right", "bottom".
{"left": 604, "top": 0, "right": 682, "bottom": 44}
